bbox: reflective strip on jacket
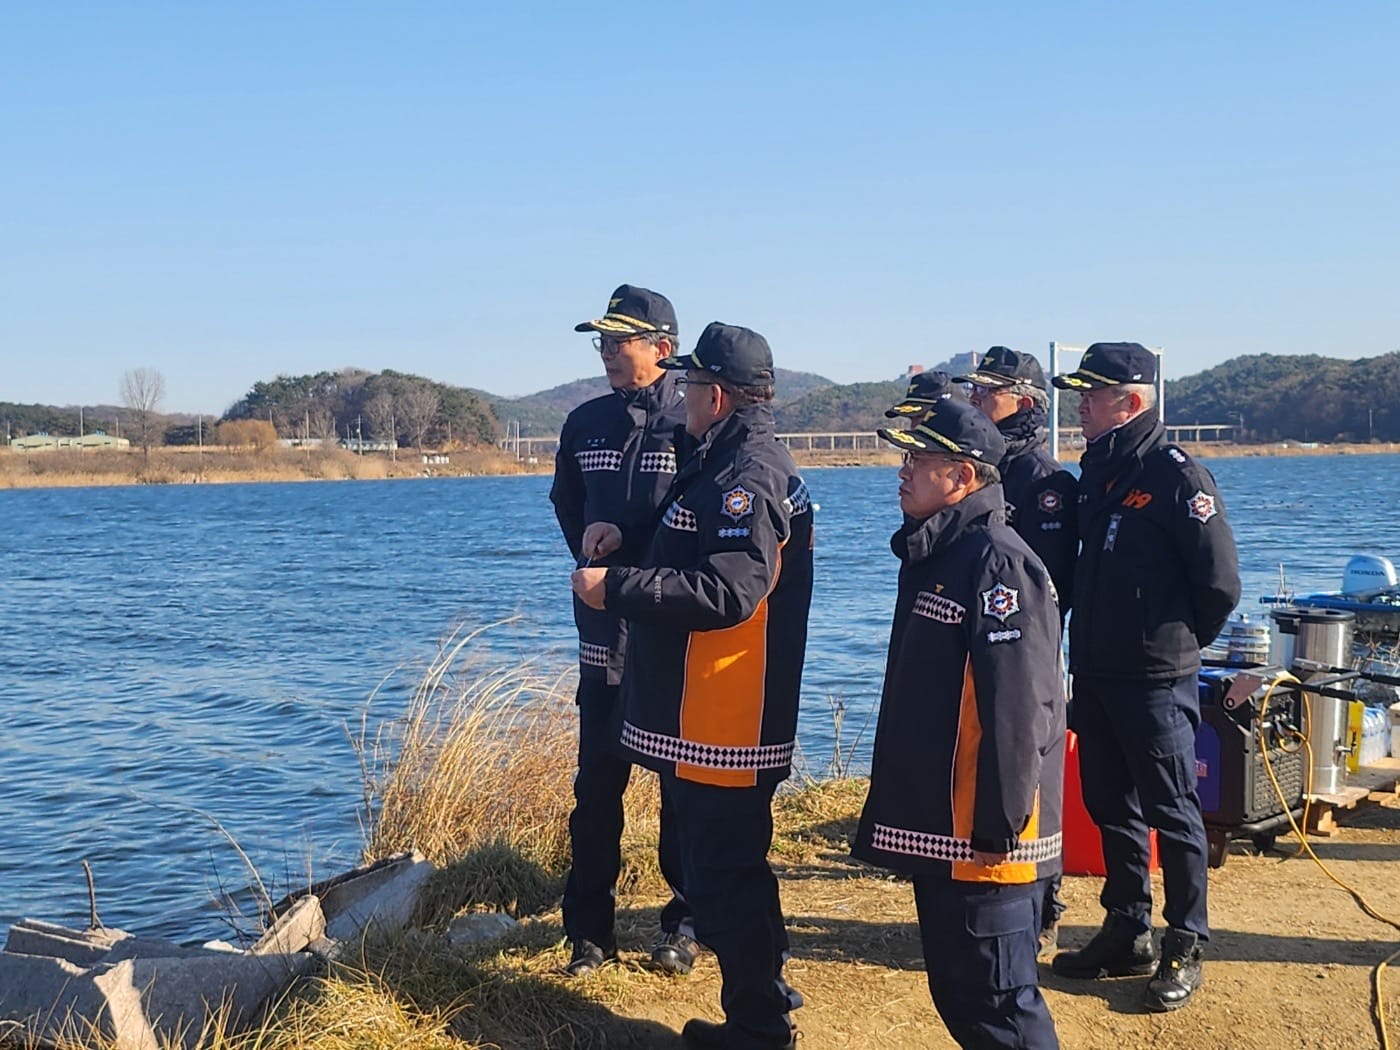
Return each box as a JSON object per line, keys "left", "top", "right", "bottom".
{"left": 549, "top": 372, "right": 686, "bottom": 684}
{"left": 853, "top": 483, "right": 1066, "bottom": 884}
{"left": 606, "top": 403, "right": 814, "bottom": 788}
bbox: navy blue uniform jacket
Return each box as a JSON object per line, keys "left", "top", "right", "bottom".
{"left": 1071, "top": 410, "right": 1241, "bottom": 681}
{"left": 853, "top": 484, "right": 1065, "bottom": 884}
{"left": 549, "top": 373, "right": 687, "bottom": 686}
{"left": 605, "top": 403, "right": 814, "bottom": 788}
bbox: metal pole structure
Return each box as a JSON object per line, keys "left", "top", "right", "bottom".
{"left": 1048, "top": 341, "right": 1060, "bottom": 461}
{"left": 1153, "top": 347, "right": 1166, "bottom": 428}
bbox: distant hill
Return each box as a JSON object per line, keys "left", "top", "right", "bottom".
{"left": 1165, "top": 352, "right": 1400, "bottom": 442}
{"left": 488, "top": 367, "right": 835, "bottom": 437}
{"left": 14, "top": 351, "right": 1398, "bottom": 451}
{"left": 773, "top": 379, "right": 907, "bottom": 432}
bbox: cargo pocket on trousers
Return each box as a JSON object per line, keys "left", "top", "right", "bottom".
{"left": 964, "top": 894, "right": 1038, "bottom": 993}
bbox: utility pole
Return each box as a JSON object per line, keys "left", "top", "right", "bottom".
{"left": 1369, "top": 407, "right": 1374, "bottom": 442}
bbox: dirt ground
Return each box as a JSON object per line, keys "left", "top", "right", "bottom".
{"left": 555, "top": 794, "right": 1400, "bottom": 1050}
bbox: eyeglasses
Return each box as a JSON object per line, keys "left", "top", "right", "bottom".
{"left": 591, "top": 334, "right": 643, "bottom": 354}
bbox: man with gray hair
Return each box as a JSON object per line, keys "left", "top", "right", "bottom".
{"left": 1049, "top": 342, "right": 1239, "bottom": 1013}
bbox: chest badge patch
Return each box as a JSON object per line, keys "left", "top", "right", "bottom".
{"left": 1187, "top": 490, "right": 1218, "bottom": 523}
{"left": 981, "top": 582, "right": 1020, "bottom": 622}
{"left": 1037, "top": 490, "right": 1062, "bottom": 514}
{"left": 721, "top": 486, "right": 756, "bottom": 522}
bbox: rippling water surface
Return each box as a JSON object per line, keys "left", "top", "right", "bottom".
{"left": 3, "top": 454, "right": 1397, "bottom": 942}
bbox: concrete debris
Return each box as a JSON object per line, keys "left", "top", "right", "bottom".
{"left": 446, "top": 912, "right": 518, "bottom": 948}
{"left": 0, "top": 852, "right": 437, "bottom": 1050}
{"left": 250, "top": 894, "right": 325, "bottom": 956}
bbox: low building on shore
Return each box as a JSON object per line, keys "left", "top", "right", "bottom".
{"left": 10, "top": 431, "right": 131, "bottom": 452}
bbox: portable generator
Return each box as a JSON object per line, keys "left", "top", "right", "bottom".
{"left": 1195, "top": 666, "right": 1306, "bottom": 867}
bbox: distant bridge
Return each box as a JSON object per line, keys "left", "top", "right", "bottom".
{"left": 501, "top": 424, "right": 1237, "bottom": 459}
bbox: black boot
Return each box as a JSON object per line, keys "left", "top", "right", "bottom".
{"left": 1051, "top": 913, "right": 1157, "bottom": 978}
{"left": 1144, "top": 928, "right": 1204, "bottom": 1011}
{"left": 681, "top": 1019, "right": 796, "bottom": 1049}
{"left": 563, "top": 938, "right": 617, "bottom": 977}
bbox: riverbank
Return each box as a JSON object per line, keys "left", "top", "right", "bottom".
{"left": 5, "top": 440, "right": 1398, "bottom": 490}
{"left": 0, "top": 445, "right": 538, "bottom": 489}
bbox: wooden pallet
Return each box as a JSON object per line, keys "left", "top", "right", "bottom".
{"left": 1303, "top": 757, "right": 1400, "bottom": 835}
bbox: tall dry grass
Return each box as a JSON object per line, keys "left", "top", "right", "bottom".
{"left": 354, "top": 622, "right": 663, "bottom": 923}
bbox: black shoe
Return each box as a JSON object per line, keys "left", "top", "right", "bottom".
{"left": 1051, "top": 913, "right": 1157, "bottom": 978}
{"left": 1144, "top": 928, "right": 1204, "bottom": 1012}
{"left": 681, "top": 1018, "right": 796, "bottom": 1050}
{"left": 563, "top": 938, "right": 617, "bottom": 977}
{"left": 650, "top": 932, "right": 700, "bottom": 975}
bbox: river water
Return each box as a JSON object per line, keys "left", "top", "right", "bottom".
{"left": 3, "top": 454, "right": 1397, "bottom": 943}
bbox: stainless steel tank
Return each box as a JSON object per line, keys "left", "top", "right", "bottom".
{"left": 1295, "top": 608, "right": 1354, "bottom": 671}
{"left": 1296, "top": 609, "right": 1356, "bottom": 795}
{"left": 1268, "top": 606, "right": 1302, "bottom": 671}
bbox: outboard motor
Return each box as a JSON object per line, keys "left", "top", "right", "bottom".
{"left": 1341, "top": 555, "right": 1398, "bottom": 599}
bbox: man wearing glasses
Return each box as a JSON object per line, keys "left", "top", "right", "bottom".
{"left": 854, "top": 398, "right": 1064, "bottom": 1049}
{"left": 550, "top": 284, "right": 694, "bottom": 977}
{"left": 572, "top": 323, "right": 814, "bottom": 1050}
{"left": 955, "top": 346, "right": 1078, "bottom": 958}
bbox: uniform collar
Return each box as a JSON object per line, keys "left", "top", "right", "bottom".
{"left": 893, "top": 482, "right": 1006, "bottom": 565}
{"left": 618, "top": 369, "right": 684, "bottom": 411}
{"left": 1080, "top": 408, "right": 1162, "bottom": 483}
{"left": 997, "top": 404, "right": 1048, "bottom": 465}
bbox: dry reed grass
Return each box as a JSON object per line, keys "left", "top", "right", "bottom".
{"left": 0, "top": 445, "right": 542, "bottom": 489}
{"left": 355, "top": 623, "right": 665, "bottom": 925}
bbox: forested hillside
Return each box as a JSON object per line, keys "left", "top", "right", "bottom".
{"left": 222, "top": 368, "right": 498, "bottom": 448}
{"left": 1164, "top": 352, "right": 1400, "bottom": 442}
{"left": 487, "top": 367, "right": 834, "bottom": 436}
{"left": 773, "top": 380, "right": 907, "bottom": 432}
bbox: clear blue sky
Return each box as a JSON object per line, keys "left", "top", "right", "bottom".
{"left": 3, "top": 2, "right": 1397, "bottom": 415}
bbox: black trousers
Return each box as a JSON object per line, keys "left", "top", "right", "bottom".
{"left": 913, "top": 877, "right": 1059, "bottom": 1049}
{"left": 562, "top": 679, "right": 687, "bottom": 947}
{"left": 1072, "top": 674, "right": 1210, "bottom": 940}
{"left": 666, "top": 772, "right": 802, "bottom": 1044}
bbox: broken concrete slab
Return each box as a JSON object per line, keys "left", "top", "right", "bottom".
{"left": 4, "top": 920, "right": 134, "bottom": 967}
{"left": 309, "top": 851, "right": 435, "bottom": 944}
{"left": 0, "top": 954, "right": 156, "bottom": 1050}
{"left": 0, "top": 950, "right": 317, "bottom": 1050}
{"left": 250, "top": 894, "right": 325, "bottom": 956}
{"left": 2, "top": 854, "right": 430, "bottom": 1049}
{"left": 4, "top": 920, "right": 227, "bottom": 967}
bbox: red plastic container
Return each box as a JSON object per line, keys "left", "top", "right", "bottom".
{"left": 1062, "top": 731, "right": 1159, "bottom": 876}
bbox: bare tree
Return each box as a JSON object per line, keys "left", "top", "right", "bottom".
{"left": 120, "top": 368, "right": 166, "bottom": 460}
{"left": 308, "top": 406, "right": 337, "bottom": 441}
{"left": 398, "top": 384, "right": 440, "bottom": 452}
{"left": 364, "top": 391, "right": 397, "bottom": 460}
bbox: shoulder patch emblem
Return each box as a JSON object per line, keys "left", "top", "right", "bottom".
{"left": 1168, "top": 447, "right": 1187, "bottom": 463}
{"left": 1186, "top": 490, "right": 1217, "bottom": 523}
{"left": 721, "top": 486, "right": 756, "bottom": 522}
{"left": 981, "top": 582, "right": 1020, "bottom": 623}
{"left": 1037, "top": 490, "right": 1063, "bottom": 514}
